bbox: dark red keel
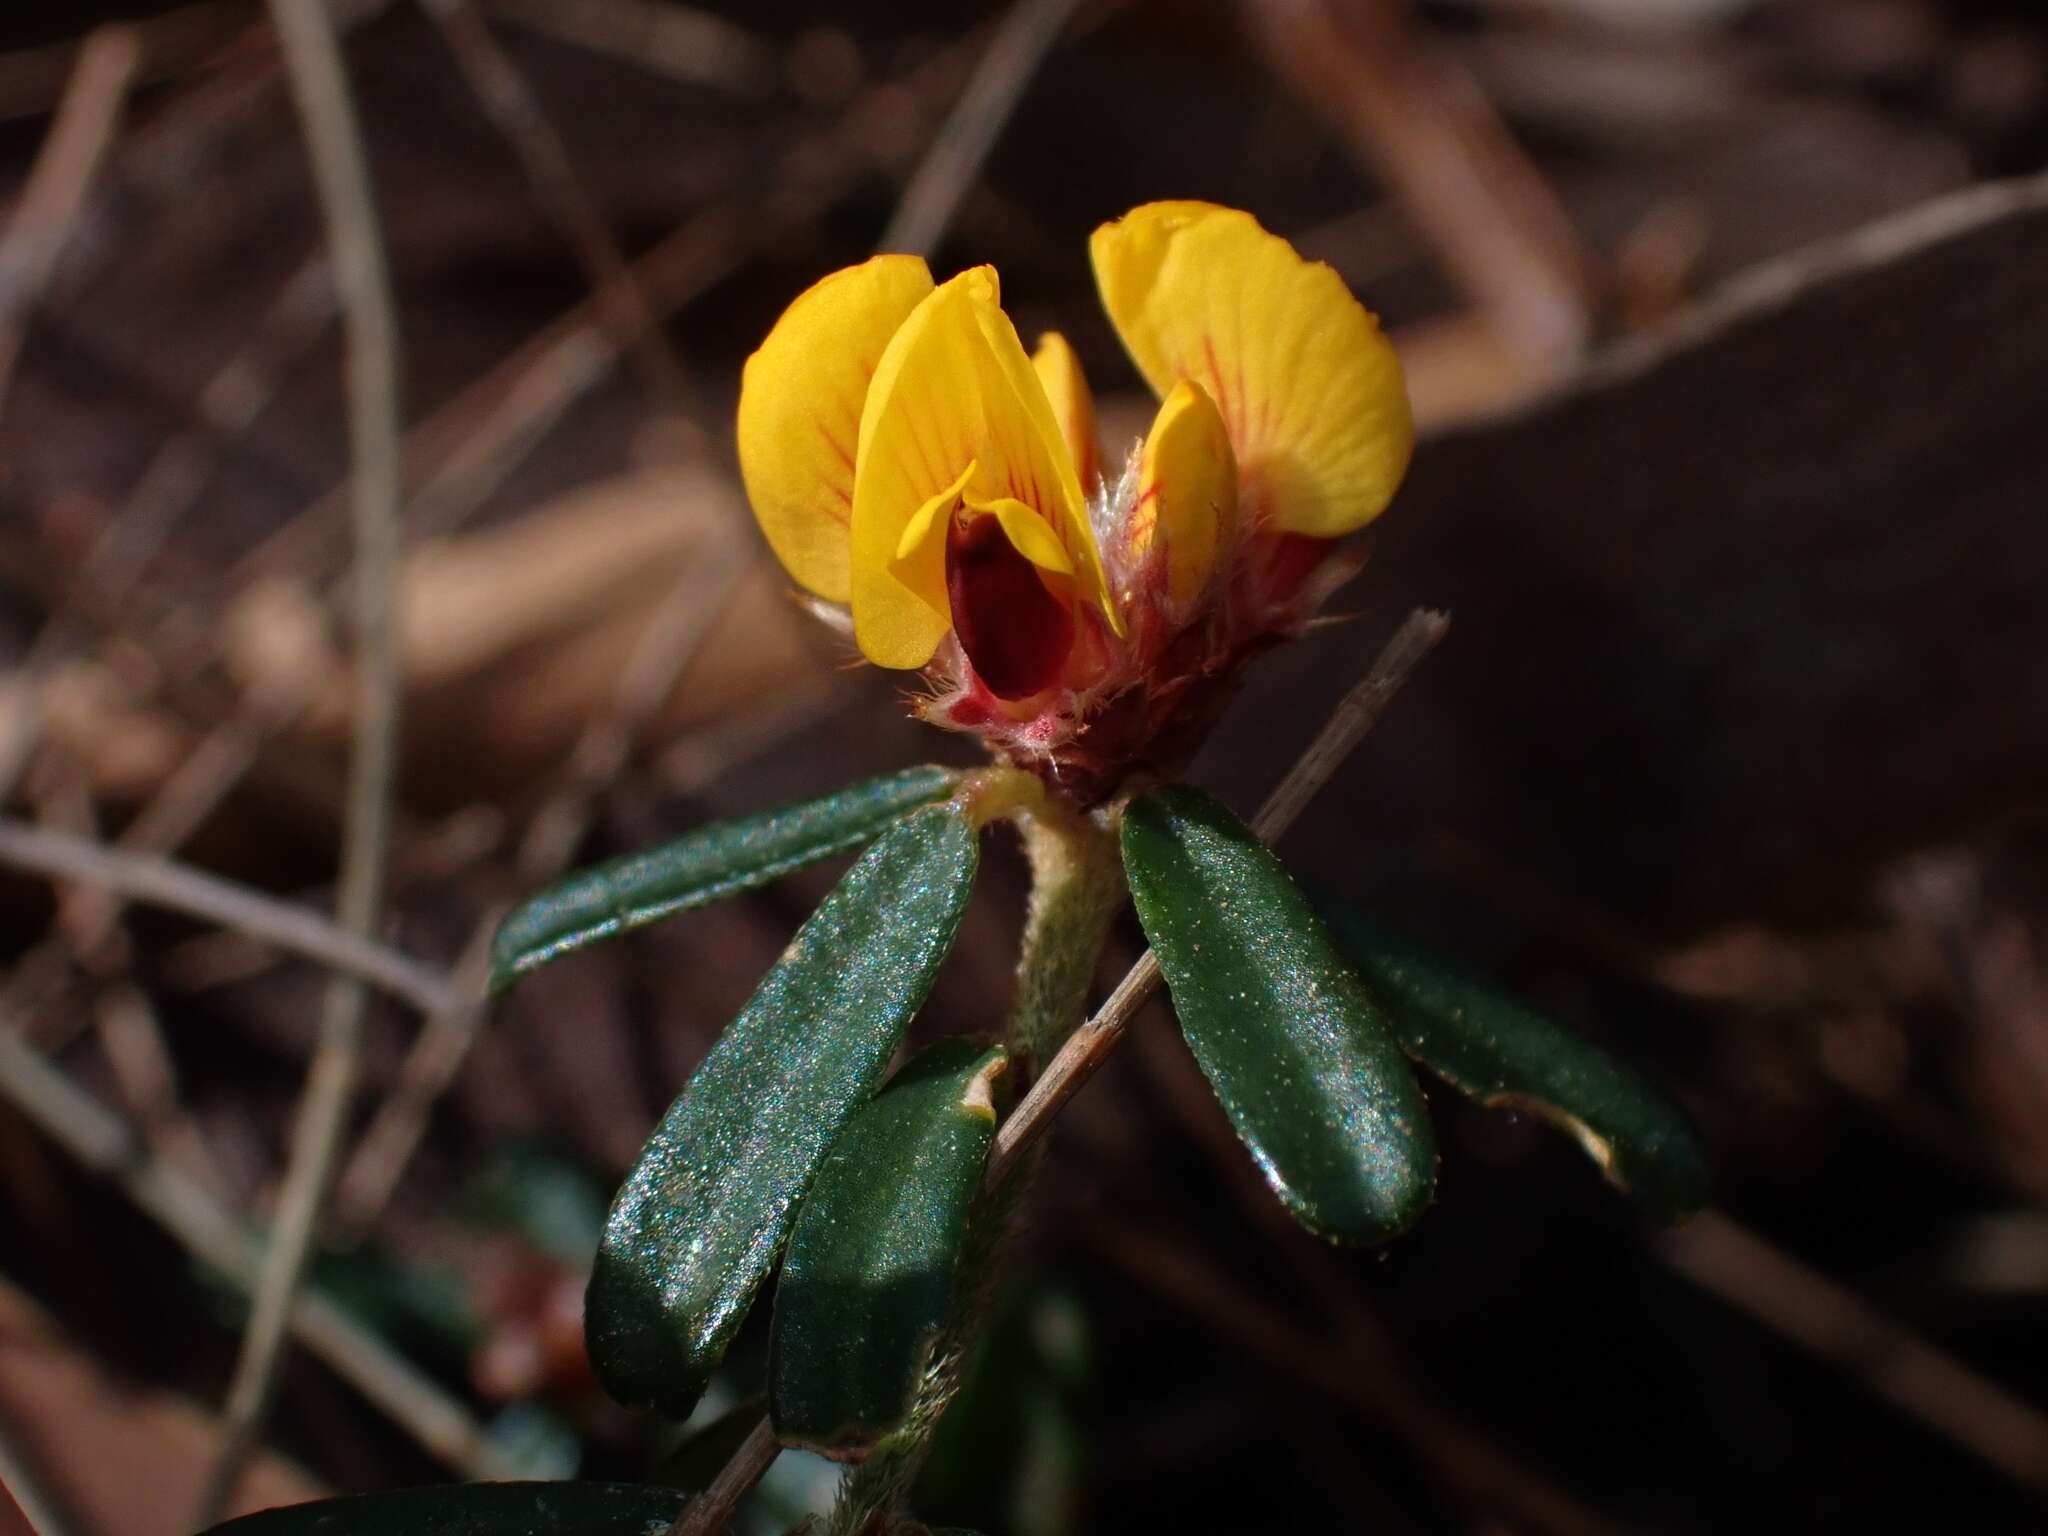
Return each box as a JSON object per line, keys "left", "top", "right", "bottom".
{"left": 946, "top": 513, "right": 1074, "bottom": 700}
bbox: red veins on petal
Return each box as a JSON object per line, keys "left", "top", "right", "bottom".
{"left": 946, "top": 514, "right": 1075, "bottom": 701}
{"left": 1253, "top": 531, "right": 1335, "bottom": 608}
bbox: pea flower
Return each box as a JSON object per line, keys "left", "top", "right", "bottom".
{"left": 737, "top": 201, "right": 1413, "bottom": 803}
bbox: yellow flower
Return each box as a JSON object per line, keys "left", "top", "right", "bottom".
{"left": 737, "top": 202, "right": 1412, "bottom": 787}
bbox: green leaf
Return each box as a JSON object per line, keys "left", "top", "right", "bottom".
{"left": 587, "top": 804, "right": 980, "bottom": 1418}
{"left": 769, "top": 1039, "right": 1007, "bottom": 1455}
{"left": 1315, "top": 899, "right": 1710, "bottom": 1221}
{"left": 195, "top": 1482, "right": 684, "bottom": 1536}
{"left": 490, "top": 766, "right": 959, "bottom": 992}
{"left": 1120, "top": 784, "right": 1436, "bottom": 1244}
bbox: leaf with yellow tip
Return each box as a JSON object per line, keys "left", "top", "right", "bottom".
{"left": 1134, "top": 377, "right": 1238, "bottom": 609}
{"left": 738, "top": 255, "right": 933, "bottom": 602}
{"left": 1315, "top": 898, "right": 1710, "bottom": 1223}
{"left": 1091, "top": 200, "right": 1412, "bottom": 539}
{"left": 769, "top": 1039, "right": 1008, "bottom": 1455}
{"left": 1032, "top": 330, "right": 1101, "bottom": 491}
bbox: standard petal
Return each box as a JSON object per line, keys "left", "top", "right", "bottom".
{"left": 1031, "top": 330, "right": 1102, "bottom": 493}
{"left": 737, "top": 255, "right": 933, "bottom": 601}
{"left": 1090, "top": 201, "right": 1413, "bottom": 540}
{"left": 1134, "top": 378, "right": 1238, "bottom": 610}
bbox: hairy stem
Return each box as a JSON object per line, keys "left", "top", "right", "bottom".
{"left": 1005, "top": 809, "right": 1126, "bottom": 1072}
{"left": 825, "top": 805, "right": 1122, "bottom": 1535}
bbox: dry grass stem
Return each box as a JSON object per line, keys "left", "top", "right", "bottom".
{"left": 423, "top": 0, "right": 695, "bottom": 417}
{"left": 484, "top": 0, "right": 776, "bottom": 94}
{"left": 0, "top": 1028, "right": 519, "bottom": 1481}
{"left": 0, "top": 25, "right": 141, "bottom": 407}
{"left": 880, "top": 0, "right": 1084, "bottom": 258}
{"left": 1244, "top": 0, "right": 1591, "bottom": 369}
{"left": 0, "top": 817, "right": 465, "bottom": 1016}
{"left": 1663, "top": 1210, "right": 2048, "bottom": 1489}
{"left": 197, "top": 0, "right": 406, "bottom": 1514}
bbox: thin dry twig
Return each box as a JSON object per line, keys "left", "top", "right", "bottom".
{"left": 986, "top": 607, "right": 1449, "bottom": 1181}
{"left": 198, "top": 0, "right": 406, "bottom": 1515}
{"left": 333, "top": 529, "right": 753, "bottom": 1232}
{"left": 483, "top": 0, "right": 775, "bottom": 94}
{"left": 0, "top": 26, "right": 142, "bottom": 409}
{"left": 0, "top": 1028, "right": 519, "bottom": 1480}
{"left": 0, "top": 2, "right": 249, "bottom": 123}
{"left": 422, "top": 0, "right": 695, "bottom": 418}
{"left": 0, "top": 255, "right": 335, "bottom": 806}
{"left": 24, "top": 764, "right": 225, "bottom": 1192}
{"left": 0, "top": 817, "right": 465, "bottom": 1016}
{"left": 1244, "top": 0, "right": 1592, "bottom": 369}
{"left": 1663, "top": 1209, "right": 2048, "bottom": 1489}
{"left": 0, "top": 1415, "right": 78, "bottom": 1536}
{"left": 667, "top": 1417, "right": 782, "bottom": 1536}
{"left": 879, "top": 0, "right": 1084, "bottom": 258}
{"left": 1086, "top": 1216, "right": 1617, "bottom": 1536}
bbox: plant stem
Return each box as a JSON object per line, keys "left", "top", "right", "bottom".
{"left": 988, "top": 607, "right": 1451, "bottom": 1182}
{"left": 825, "top": 804, "right": 1121, "bottom": 1536}
{"left": 1006, "top": 809, "right": 1126, "bottom": 1071}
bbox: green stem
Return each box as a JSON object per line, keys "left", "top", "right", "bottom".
{"left": 825, "top": 802, "right": 1122, "bottom": 1536}
{"left": 1005, "top": 810, "right": 1126, "bottom": 1073}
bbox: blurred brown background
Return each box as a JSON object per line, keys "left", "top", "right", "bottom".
{"left": 1, "top": 0, "right": 2047, "bottom": 1531}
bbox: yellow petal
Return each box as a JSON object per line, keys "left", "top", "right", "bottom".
{"left": 1134, "top": 378, "right": 1238, "bottom": 609}
{"left": 963, "top": 494, "right": 1076, "bottom": 576}
{"left": 892, "top": 460, "right": 978, "bottom": 564}
{"left": 1090, "top": 201, "right": 1412, "bottom": 539}
{"left": 737, "top": 254, "right": 933, "bottom": 601}
{"left": 853, "top": 268, "right": 1113, "bottom": 670}
{"left": 967, "top": 295, "right": 1117, "bottom": 630}
{"left": 1031, "top": 331, "right": 1102, "bottom": 492}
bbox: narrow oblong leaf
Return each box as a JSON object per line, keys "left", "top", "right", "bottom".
{"left": 769, "top": 1039, "right": 1007, "bottom": 1455}
{"left": 1316, "top": 899, "right": 1710, "bottom": 1221}
{"left": 489, "top": 765, "right": 958, "bottom": 992}
{"left": 587, "top": 803, "right": 979, "bottom": 1417}
{"left": 196, "top": 1482, "right": 684, "bottom": 1536}
{"left": 1121, "top": 784, "right": 1436, "bottom": 1244}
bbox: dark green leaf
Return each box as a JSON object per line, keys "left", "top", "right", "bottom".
{"left": 587, "top": 805, "right": 980, "bottom": 1417}
{"left": 1316, "top": 899, "right": 1710, "bottom": 1221}
{"left": 195, "top": 1482, "right": 683, "bottom": 1536}
{"left": 1121, "top": 784, "right": 1436, "bottom": 1244}
{"left": 769, "top": 1040, "right": 1007, "bottom": 1455}
{"left": 490, "top": 766, "right": 959, "bottom": 992}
